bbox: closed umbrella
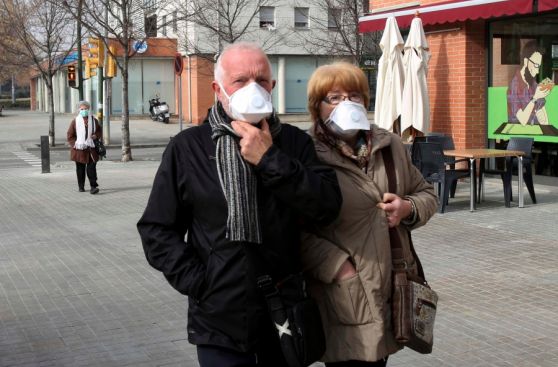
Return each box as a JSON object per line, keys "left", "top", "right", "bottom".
{"left": 400, "top": 16, "right": 431, "bottom": 141}
{"left": 374, "top": 16, "right": 405, "bottom": 132}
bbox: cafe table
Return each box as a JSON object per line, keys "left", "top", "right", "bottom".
{"left": 443, "top": 148, "right": 525, "bottom": 212}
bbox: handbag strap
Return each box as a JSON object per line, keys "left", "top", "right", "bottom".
{"left": 381, "top": 146, "right": 427, "bottom": 281}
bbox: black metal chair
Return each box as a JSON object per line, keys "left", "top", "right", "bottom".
{"left": 413, "top": 142, "right": 470, "bottom": 213}
{"left": 480, "top": 137, "right": 536, "bottom": 206}
{"left": 411, "top": 135, "right": 469, "bottom": 198}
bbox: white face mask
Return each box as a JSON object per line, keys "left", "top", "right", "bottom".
{"left": 325, "top": 101, "right": 370, "bottom": 140}
{"left": 220, "top": 82, "right": 273, "bottom": 124}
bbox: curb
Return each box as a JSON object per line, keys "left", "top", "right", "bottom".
{"left": 26, "top": 142, "right": 170, "bottom": 152}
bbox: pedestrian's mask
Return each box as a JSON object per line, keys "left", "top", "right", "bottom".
{"left": 219, "top": 82, "right": 273, "bottom": 124}
{"left": 324, "top": 101, "right": 370, "bottom": 140}
{"left": 79, "top": 109, "right": 89, "bottom": 117}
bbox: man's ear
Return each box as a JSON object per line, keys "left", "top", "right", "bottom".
{"left": 211, "top": 81, "right": 220, "bottom": 94}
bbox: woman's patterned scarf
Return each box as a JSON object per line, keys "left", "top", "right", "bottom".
{"left": 315, "top": 121, "right": 372, "bottom": 170}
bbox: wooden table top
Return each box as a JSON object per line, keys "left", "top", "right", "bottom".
{"left": 444, "top": 148, "right": 525, "bottom": 159}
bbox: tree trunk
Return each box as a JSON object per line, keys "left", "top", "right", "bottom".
{"left": 11, "top": 75, "right": 16, "bottom": 104}
{"left": 121, "top": 54, "right": 132, "bottom": 162}
{"left": 46, "top": 76, "right": 56, "bottom": 147}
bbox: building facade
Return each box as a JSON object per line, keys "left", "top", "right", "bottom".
{"left": 30, "top": 38, "right": 177, "bottom": 116}
{"left": 157, "top": 1, "right": 366, "bottom": 123}
{"left": 360, "top": 0, "right": 558, "bottom": 176}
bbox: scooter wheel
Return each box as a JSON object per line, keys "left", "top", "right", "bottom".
{"left": 164, "top": 118, "right": 169, "bottom": 124}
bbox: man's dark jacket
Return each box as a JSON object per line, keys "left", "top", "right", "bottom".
{"left": 137, "top": 121, "right": 341, "bottom": 352}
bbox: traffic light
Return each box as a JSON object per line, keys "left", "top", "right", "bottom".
{"left": 88, "top": 37, "right": 105, "bottom": 66}
{"left": 67, "top": 65, "right": 77, "bottom": 88}
{"left": 105, "top": 46, "right": 117, "bottom": 78}
{"left": 84, "top": 57, "right": 97, "bottom": 79}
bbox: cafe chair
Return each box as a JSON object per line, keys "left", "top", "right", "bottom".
{"left": 479, "top": 137, "right": 536, "bottom": 206}
{"left": 426, "top": 135, "right": 470, "bottom": 198}
{"left": 413, "top": 142, "right": 470, "bottom": 213}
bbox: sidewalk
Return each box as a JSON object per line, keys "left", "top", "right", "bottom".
{"left": 0, "top": 110, "right": 313, "bottom": 151}
{"left": 1, "top": 110, "right": 558, "bottom": 366}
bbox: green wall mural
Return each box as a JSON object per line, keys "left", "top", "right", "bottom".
{"left": 488, "top": 87, "right": 558, "bottom": 143}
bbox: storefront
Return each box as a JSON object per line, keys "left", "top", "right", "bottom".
{"left": 360, "top": 0, "right": 558, "bottom": 176}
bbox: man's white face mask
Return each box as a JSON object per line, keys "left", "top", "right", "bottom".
{"left": 220, "top": 82, "right": 273, "bottom": 124}
{"left": 325, "top": 101, "right": 370, "bottom": 139}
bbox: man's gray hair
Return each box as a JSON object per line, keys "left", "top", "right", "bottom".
{"left": 214, "top": 42, "right": 272, "bottom": 84}
{"left": 77, "top": 100, "right": 91, "bottom": 109}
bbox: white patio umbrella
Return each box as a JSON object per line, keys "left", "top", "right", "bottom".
{"left": 400, "top": 16, "right": 431, "bottom": 141}
{"left": 374, "top": 16, "right": 405, "bottom": 132}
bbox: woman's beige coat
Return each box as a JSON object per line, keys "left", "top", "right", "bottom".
{"left": 301, "top": 125, "right": 438, "bottom": 362}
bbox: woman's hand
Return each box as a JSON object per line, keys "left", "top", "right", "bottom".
{"left": 377, "top": 192, "right": 412, "bottom": 228}
{"left": 91, "top": 134, "right": 97, "bottom": 140}
{"left": 334, "top": 259, "right": 357, "bottom": 281}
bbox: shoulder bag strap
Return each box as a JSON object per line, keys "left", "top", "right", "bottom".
{"left": 381, "top": 146, "right": 426, "bottom": 281}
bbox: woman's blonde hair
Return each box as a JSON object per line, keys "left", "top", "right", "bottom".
{"left": 307, "top": 62, "right": 370, "bottom": 123}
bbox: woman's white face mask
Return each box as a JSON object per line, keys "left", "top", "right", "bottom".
{"left": 324, "top": 101, "right": 370, "bottom": 140}
{"left": 220, "top": 82, "right": 273, "bottom": 124}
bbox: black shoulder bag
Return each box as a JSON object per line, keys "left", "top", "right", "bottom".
{"left": 251, "top": 251, "right": 326, "bottom": 367}
{"left": 94, "top": 139, "right": 106, "bottom": 158}
{"left": 382, "top": 146, "right": 438, "bottom": 354}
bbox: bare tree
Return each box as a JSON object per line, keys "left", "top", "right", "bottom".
{"left": 61, "top": 0, "right": 181, "bottom": 162}
{"left": 292, "top": 0, "right": 381, "bottom": 65}
{"left": 0, "top": 0, "right": 76, "bottom": 146}
{"left": 179, "top": 0, "right": 283, "bottom": 64}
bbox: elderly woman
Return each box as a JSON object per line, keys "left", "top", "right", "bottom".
{"left": 301, "top": 62, "right": 438, "bottom": 366}
{"left": 67, "top": 100, "right": 102, "bottom": 194}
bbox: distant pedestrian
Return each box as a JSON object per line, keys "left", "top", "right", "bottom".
{"left": 137, "top": 42, "right": 341, "bottom": 367}
{"left": 67, "top": 101, "right": 102, "bottom": 194}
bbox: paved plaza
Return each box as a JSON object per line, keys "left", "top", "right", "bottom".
{"left": 1, "top": 110, "right": 558, "bottom": 366}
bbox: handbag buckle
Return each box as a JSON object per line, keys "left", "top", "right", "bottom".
{"left": 257, "top": 275, "right": 279, "bottom": 297}
{"left": 393, "top": 259, "right": 408, "bottom": 270}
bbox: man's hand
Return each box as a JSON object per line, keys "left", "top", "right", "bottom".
{"left": 376, "top": 192, "right": 412, "bottom": 228}
{"left": 533, "top": 85, "right": 550, "bottom": 100}
{"left": 231, "top": 119, "right": 273, "bottom": 165}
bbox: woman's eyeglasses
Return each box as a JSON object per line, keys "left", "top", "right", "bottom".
{"left": 323, "top": 93, "right": 363, "bottom": 105}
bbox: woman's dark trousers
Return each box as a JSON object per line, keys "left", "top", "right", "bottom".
{"left": 75, "top": 161, "right": 98, "bottom": 190}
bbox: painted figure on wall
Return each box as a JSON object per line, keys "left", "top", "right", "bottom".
{"left": 507, "top": 40, "right": 554, "bottom": 126}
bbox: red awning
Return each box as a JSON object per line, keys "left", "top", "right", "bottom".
{"left": 539, "top": 0, "right": 558, "bottom": 13}
{"left": 359, "top": 0, "right": 534, "bottom": 33}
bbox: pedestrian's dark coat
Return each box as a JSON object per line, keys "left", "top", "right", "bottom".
{"left": 67, "top": 117, "right": 102, "bottom": 163}
{"left": 137, "top": 122, "right": 342, "bottom": 352}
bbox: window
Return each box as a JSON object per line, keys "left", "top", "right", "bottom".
{"left": 294, "top": 7, "right": 309, "bottom": 29}
{"left": 173, "top": 11, "right": 178, "bottom": 33}
{"left": 328, "top": 8, "right": 341, "bottom": 30}
{"left": 145, "top": 14, "right": 157, "bottom": 37}
{"left": 143, "top": 0, "right": 157, "bottom": 11}
{"left": 260, "top": 6, "right": 275, "bottom": 28}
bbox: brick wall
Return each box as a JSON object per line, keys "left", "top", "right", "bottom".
{"left": 177, "top": 56, "right": 215, "bottom": 125}
{"left": 427, "top": 21, "right": 487, "bottom": 149}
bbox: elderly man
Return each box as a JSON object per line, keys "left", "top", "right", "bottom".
{"left": 137, "top": 42, "right": 341, "bottom": 366}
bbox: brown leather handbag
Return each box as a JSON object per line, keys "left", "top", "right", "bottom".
{"left": 382, "top": 147, "right": 438, "bottom": 354}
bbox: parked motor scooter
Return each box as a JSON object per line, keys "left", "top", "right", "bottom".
{"left": 148, "top": 96, "right": 170, "bottom": 123}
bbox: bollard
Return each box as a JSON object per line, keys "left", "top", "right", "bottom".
{"left": 40, "top": 135, "right": 50, "bottom": 173}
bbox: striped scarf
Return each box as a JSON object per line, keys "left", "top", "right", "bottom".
{"left": 208, "top": 103, "right": 282, "bottom": 244}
